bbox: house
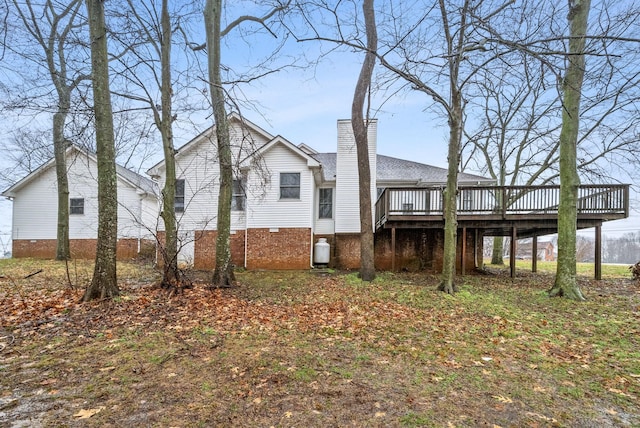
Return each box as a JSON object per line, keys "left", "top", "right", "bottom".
{"left": 1, "top": 144, "right": 158, "bottom": 259}
{"left": 147, "top": 114, "right": 495, "bottom": 270}
{"left": 515, "top": 238, "right": 555, "bottom": 261}
{"left": 4, "top": 115, "right": 627, "bottom": 275}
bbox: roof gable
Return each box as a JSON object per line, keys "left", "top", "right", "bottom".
{"left": 2, "top": 144, "right": 157, "bottom": 198}
{"left": 147, "top": 113, "right": 276, "bottom": 177}
{"left": 240, "top": 136, "right": 321, "bottom": 169}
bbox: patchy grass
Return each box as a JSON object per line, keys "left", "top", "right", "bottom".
{"left": 487, "top": 259, "right": 632, "bottom": 278}
{"left": 1, "top": 259, "right": 639, "bottom": 427}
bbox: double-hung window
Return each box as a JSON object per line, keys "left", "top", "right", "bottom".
{"left": 70, "top": 198, "right": 84, "bottom": 215}
{"left": 280, "top": 172, "right": 300, "bottom": 199}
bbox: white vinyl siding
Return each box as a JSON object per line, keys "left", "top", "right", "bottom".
{"left": 246, "top": 144, "right": 313, "bottom": 229}
{"left": 314, "top": 184, "right": 336, "bottom": 234}
{"left": 334, "top": 120, "right": 377, "bottom": 233}
{"left": 156, "top": 121, "right": 271, "bottom": 233}
{"left": 10, "top": 149, "right": 155, "bottom": 241}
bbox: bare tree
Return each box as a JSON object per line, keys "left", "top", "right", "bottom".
{"left": 351, "top": 0, "right": 377, "bottom": 282}
{"left": 463, "top": 1, "right": 640, "bottom": 265}
{"left": 203, "top": 1, "right": 289, "bottom": 287}
{"left": 289, "top": 0, "right": 519, "bottom": 293}
{"left": 0, "top": 129, "right": 54, "bottom": 185}
{"left": 575, "top": 236, "right": 594, "bottom": 263}
{"left": 7, "top": 0, "right": 89, "bottom": 260}
{"left": 107, "top": 0, "right": 201, "bottom": 288}
{"left": 156, "top": 0, "right": 179, "bottom": 287}
{"left": 548, "top": 0, "right": 591, "bottom": 300}
{"left": 82, "top": 0, "right": 119, "bottom": 301}
{"left": 603, "top": 232, "right": 640, "bottom": 264}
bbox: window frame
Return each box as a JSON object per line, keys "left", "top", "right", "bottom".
{"left": 279, "top": 172, "right": 301, "bottom": 200}
{"left": 70, "top": 198, "right": 84, "bottom": 215}
{"left": 175, "top": 178, "right": 185, "bottom": 213}
{"left": 231, "top": 178, "right": 246, "bottom": 211}
{"left": 318, "top": 188, "right": 333, "bottom": 219}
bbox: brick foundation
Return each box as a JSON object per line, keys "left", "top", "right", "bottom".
{"left": 193, "top": 230, "right": 246, "bottom": 270}
{"left": 246, "top": 228, "right": 311, "bottom": 270}
{"left": 12, "top": 238, "right": 154, "bottom": 261}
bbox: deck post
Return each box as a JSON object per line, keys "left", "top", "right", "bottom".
{"left": 461, "top": 227, "right": 467, "bottom": 276}
{"left": 391, "top": 227, "right": 396, "bottom": 272}
{"left": 532, "top": 235, "right": 538, "bottom": 273}
{"left": 595, "top": 224, "right": 602, "bottom": 280}
{"left": 475, "top": 229, "right": 481, "bottom": 269}
{"left": 510, "top": 226, "right": 517, "bottom": 278}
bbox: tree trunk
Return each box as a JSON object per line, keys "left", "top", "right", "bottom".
{"left": 53, "top": 108, "right": 70, "bottom": 260}
{"left": 205, "top": 0, "right": 235, "bottom": 287}
{"left": 351, "top": 0, "right": 377, "bottom": 282}
{"left": 548, "top": 0, "right": 591, "bottom": 301}
{"left": 491, "top": 237, "right": 504, "bottom": 265}
{"left": 82, "top": 0, "right": 119, "bottom": 301}
{"left": 158, "top": 0, "right": 180, "bottom": 288}
{"left": 438, "top": 97, "right": 462, "bottom": 294}
{"left": 11, "top": 0, "right": 84, "bottom": 261}
{"left": 437, "top": 0, "right": 468, "bottom": 294}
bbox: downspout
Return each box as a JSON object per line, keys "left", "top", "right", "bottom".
{"left": 310, "top": 170, "right": 314, "bottom": 268}
{"left": 244, "top": 193, "right": 248, "bottom": 269}
{"left": 137, "top": 194, "right": 143, "bottom": 254}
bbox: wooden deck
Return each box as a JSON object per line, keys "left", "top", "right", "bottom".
{"left": 375, "top": 184, "right": 630, "bottom": 279}
{"left": 375, "top": 184, "right": 630, "bottom": 238}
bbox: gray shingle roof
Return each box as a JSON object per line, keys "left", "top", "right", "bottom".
{"left": 116, "top": 164, "right": 158, "bottom": 196}
{"left": 311, "top": 153, "right": 493, "bottom": 185}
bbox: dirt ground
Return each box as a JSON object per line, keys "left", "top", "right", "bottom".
{"left": 1, "top": 262, "right": 639, "bottom": 427}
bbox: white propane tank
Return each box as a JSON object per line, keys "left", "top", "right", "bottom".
{"left": 313, "top": 238, "right": 330, "bottom": 265}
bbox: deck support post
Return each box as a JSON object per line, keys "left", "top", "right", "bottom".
{"left": 595, "top": 224, "right": 602, "bottom": 280}
{"left": 532, "top": 235, "right": 538, "bottom": 273}
{"left": 461, "top": 227, "right": 467, "bottom": 276}
{"left": 510, "top": 226, "right": 517, "bottom": 278}
{"left": 391, "top": 227, "right": 396, "bottom": 272}
{"left": 475, "top": 229, "right": 481, "bottom": 269}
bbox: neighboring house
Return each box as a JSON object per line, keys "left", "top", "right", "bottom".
{"left": 147, "top": 114, "right": 494, "bottom": 270}
{"left": 1, "top": 144, "right": 158, "bottom": 259}
{"left": 515, "top": 238, "right": 555, "bottom": 261}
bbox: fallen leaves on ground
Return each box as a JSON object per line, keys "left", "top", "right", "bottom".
{"left": 1, "top": 261, "right": 639, "bottom": 427}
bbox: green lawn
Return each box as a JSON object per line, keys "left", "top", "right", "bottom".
{"left": 486, "top": 259, "right": 631, "bottom": 278}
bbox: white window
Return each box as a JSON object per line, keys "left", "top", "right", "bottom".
{"left": 70, "top": 198, "right": 84, "bottom": 215}
{"left": 319, "top": 188, "right": 333, "bottom": 219}
{"left": 231, "top": 178, "right": 246, "bottom": 211}
{"left": 280, "top": 173, "right": 300, "bottom": 199}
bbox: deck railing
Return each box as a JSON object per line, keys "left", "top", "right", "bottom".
{"left": 375, "top": 184, "right": 629, "bottom": 228}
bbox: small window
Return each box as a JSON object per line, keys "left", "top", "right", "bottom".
{"left": 319, "top": 188, "right": 333, "bottom": 219}
{"left": 231, "top": 178, "right": 245, "bottom": 211}
{"left": 280, "top": 173, "right": 300, "bottom": 199}
{"left": 175, "top": 179, "right": 185, "bottom": 212}
{"left": 70, "top": 198, "right": 84, "bottom": 215}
